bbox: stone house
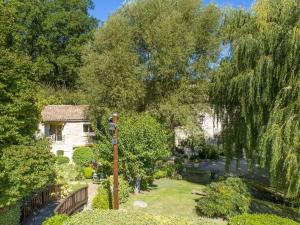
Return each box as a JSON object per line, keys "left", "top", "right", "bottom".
{"left": 38, "top": 105, "right": 95, "bottom": 159}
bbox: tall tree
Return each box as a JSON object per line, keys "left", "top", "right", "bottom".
{"left": 6, "top": 0, "right": 97, "bottom": 87}
{"left": 211, "top": 0, "right": 300, "bottom": 198}
{"left": 81, "top": 0, "right": 221, "bottom": 129}
{"left": 0, "top": 3, "right": 39, "bottom": 148}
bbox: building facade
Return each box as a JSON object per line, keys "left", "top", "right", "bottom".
{"left": 38, "top": 105, "right": 95, "bottom": 159}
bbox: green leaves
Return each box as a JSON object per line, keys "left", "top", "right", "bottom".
{"left": 81, "top": 0, "right": 221, "bottom": 128}
{"left": 94, "top": 114, "right": 169, "bottom": 182}
{"left": 211, "top": 0, "right": 300, "bottom": 198}
{"left": 0, "top": 140, "right": 55, "bottom": 207}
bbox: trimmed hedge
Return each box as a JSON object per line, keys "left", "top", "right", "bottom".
{"left": 42, "top": 214, "right": 69, "bottom": 225}
{"left": 229, "top": 214, "right": 300, "bottom": 225}
{"left": 196, "top": 177, "right": 251, "bottom": 218}
{"left": 55, "top": 155, "right": 70, "bottom": 164}
{"left": 83, "top": 167, "right": 93, "bottom": 179}
{"left": 0, "top": 204, "right": 21, "bottom": 225}
{"left": 64, "top": 210, "right": 223, "bottom": 225}
{"left": 72, "top": 147, "right": 94, "bottom": 167}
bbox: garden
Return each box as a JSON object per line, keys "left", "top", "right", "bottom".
{"left": 1, "top": 0, "right": 300, "bottom": 225}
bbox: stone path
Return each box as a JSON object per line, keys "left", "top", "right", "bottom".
{"left": 86, "top": 183, "right": 99, "bottom": 209}
{"left": 23, "top": 202, "right": 59, "bottom": 225}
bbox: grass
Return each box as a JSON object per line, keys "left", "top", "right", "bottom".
{"left": 122, "top": 178, "right": 225, "bottom": 224}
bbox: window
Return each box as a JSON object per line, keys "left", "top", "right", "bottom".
{"left": 49, "top": 125, "right": 63, "bottom": 141}
{"left": 83, "top": 124, "right": 93, "bottom": 133}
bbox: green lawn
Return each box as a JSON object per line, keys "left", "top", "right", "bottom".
{"left": 122, "top": 178, "right": 225, "bottom": 224}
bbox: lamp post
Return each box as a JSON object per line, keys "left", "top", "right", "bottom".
{"left": 109, "top": 113, "right": 119, "bottom": 209}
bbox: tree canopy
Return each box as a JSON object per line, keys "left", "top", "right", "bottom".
{"left": 81, "top": 0, "right": 221, "bottom": 129}
{"left": 4, "top": 0, "right": 97, "bottom": 87}
{"left": 211, "top": 0, "right": 300, "bottom": 198}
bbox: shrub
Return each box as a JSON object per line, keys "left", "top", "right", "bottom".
{"left": 92, "top": 186, "right": 110, "bottom": 210}
{"left": 83, "top": 167, "right": 94, "bottom": 179}
{"left": 105, "top": 176, "right": 131, "bottom": 204}
{"left": 72, "top": 147, "right": 94, "bottom": 167}
{"left": 55, "top": 155, "right": 70, "bottom": 164}
{"left": 229, "top": 214, "right": 299, "bottom": 225}
{"left": 196, "top": 177, "right": 251, "bottom": 218}
{"left": 42, "top": 214, "right": 69, "bottom": 225}
{"left": 0, "top": 203, "right": 21, "bottom": 225}
{"left": 64, "top": 210, "right": 222, "bottom": 225}
{"left": 154, "top": 170, "right": 168, "bottom": 179}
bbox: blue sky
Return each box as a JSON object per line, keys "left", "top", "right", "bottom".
{"left": 90, "top": 0, "right": 255, "bottom": 22}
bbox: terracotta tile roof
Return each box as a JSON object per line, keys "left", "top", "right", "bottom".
{"left": 41, "top": 105, "right": 89, "bottom": 122}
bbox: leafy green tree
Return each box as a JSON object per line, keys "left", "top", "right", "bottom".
{"left": 211, "top": 0, "right": 300, "bottom": 198}
{"left": 94, "top": 114, "right": 169, "bottom": 192}
{"left": 0, "top": 140, "right": 55, "bottom": 207}
{"left": 81, "top": 0, "right": 221, "bottom": 129}
{"left": 0, "top": 3, "right": 39, "bottom": 148}
{"left": 5, "top": 0, "right": 97, "bottom": 87}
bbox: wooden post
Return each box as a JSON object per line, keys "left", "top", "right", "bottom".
{"left": 112, "top": 113, "right": 119, "bottom": 209}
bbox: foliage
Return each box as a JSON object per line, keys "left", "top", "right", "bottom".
{"left": 196, "top": 177, "right": 251, "bottom": 218}
{"left": 211, "top": 0, "right": 300, "bottom": 198}
{"left": 42, "top": 214, "right": 69, "bottom": 225}
{"left": 229, "top": 214, "right": 300, "bottom": 225}
{"left": 54, "top": 163, "right": 83, "bottom": 197}
{"left": 55, "top": 155, "right": 70, "bottom": 165}
{"left": 4, "top": 0, "right": 97, "bottom": 87}
{"left": 0, "top": 203, "right": 21, "bottom": 225}
{"left": 92, "top": 186, "right": 110, "bottom": 210}
{"left": 95, "top": 114, "right": 169, "bottom": 189}
{"left": 56, "top": 150, "right": 64, "bottom": 156}
{"left": 82, "top": 0, "right": 221, "bottom": 129}
{"left": 0, "top": 4, "right": 39, "bottom": 148}
{"left": 154, "top": 170, "right": 168, "bottom": 179}
{"left": 105, "top": 176, "right": 131, "bottom": 204}
{"left": 0, "top": 140, "right": 55, "bottom": 207}
{"left": 64, "top": 209, "right": 224, "bottom": 225}
{"left": 72, "top": 147, "right": 94, "bottom": 167}
{"left": 83, "top": 167, "right": 93, "bottom": 179}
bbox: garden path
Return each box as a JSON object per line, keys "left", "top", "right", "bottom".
{"left": 86, "top": 183, "right": 99, "bottom": 209}
{"left": 23, "top": 202, "right": 59, "bottom": 225}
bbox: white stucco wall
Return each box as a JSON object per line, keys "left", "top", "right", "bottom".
{"left": 174, "top": 112, "right": 222, "bottom": 147}
{"left": 39, "top": 121, "right": 94, "bottom": 159}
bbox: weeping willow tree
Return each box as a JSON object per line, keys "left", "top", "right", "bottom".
{"left": 211, "top": 0, "right": 300, "bottom": 198}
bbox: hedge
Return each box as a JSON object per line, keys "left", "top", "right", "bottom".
{"left": 229, "top": 214, "right": 300, "bottom": 225}
{"left": 0, "top": 203, "right": 21, "bottom": 225}
{"left": 42, "top": 214, "right": 69, "bottom": 225}
{"left": 64, "top": 210, "right": 224, "bottom": 225}
{"left": 72, "top": 147, "right": 94, "bottom": 167}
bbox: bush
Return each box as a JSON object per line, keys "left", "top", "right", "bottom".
{"left": 72, "top": 147, "right": 94, "bottom": 167}
{"left": 196, "top": 177, "right": 251, "bottom": 218}
{"left": 56, "top": 150, "right": 64, "bottom": 156}
{"left": 83, "top": 167, "right": 94, "bottom": 179}
{"left": 105, "top": 176, "right": 131, "bottom": 204}
{"left": 64, "top": 210, "right": 222, "bottom": 225}
{"left": 0, "top": 203, "right": 21, "bottom": 225}
{"left": 154, "top": 170, "right": 168, "bottom": 179}
{"left": 229, "top": 214, "right": 299, "bottom": 225}
{"left": 55, "top": 155, "right": 70, "bottom": 164}
{"left": 42, "top": 214, "right": 69, "bottom": 225}
{"left": 92, "top": 186, "right": 110, "bottom": 210}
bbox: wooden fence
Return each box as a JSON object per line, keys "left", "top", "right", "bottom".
{"left": 54, "top": 186, "right": 88, "bottom": 216}
{"left": 21, "top": 185, "right": 61, "bottom": 224}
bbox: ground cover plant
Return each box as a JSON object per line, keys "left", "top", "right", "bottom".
{"left": 229, "top": 214, "right": 300, "bottom": 225}
{"left": 64, "top": 209, "right": 225, "bottom": 225}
